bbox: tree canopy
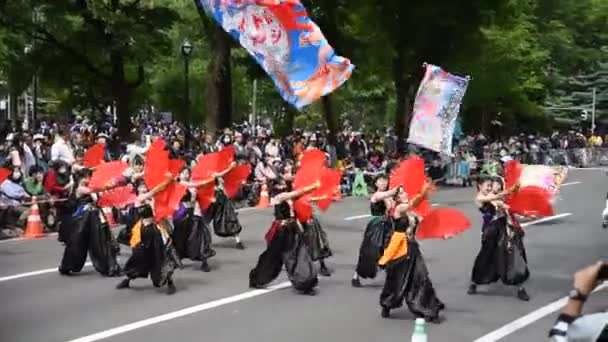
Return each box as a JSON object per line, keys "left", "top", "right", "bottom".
{"left": 0, "top": 0, "right": 605, "bottom": 138}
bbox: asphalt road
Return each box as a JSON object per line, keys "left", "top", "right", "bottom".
{"left": 0, "top": 169, "right": 606, "bottom": 342}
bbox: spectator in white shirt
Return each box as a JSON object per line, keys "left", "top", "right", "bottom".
{"left": 51, "top": 127, "right": 75, "bottom": 165}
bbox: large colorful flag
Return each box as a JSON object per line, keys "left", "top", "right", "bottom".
{"left": 199, "top": 0, "right": 354, "bottom": 109}
{"left": 407, "top": 64, "right": 469, "bottom": 155}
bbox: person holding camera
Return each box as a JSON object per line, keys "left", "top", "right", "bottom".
{"left": 549, "top": 261, "right": 608, "bottom": 341}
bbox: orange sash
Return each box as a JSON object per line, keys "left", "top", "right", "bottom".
{"left": 378, "top": 232, "right": 408, "bottom": 266}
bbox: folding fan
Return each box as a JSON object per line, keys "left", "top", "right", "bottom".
{"left": 508, "top": 185, "right": 554, "bottom": 218}
{"left": 417, "top": 208, "right": 471, "bottom": 240}
{"left": 504, "top": 160, "right": 522, "bottom": 190}
{"left": 84, "top": 143, "right": 105, "bottom": 168}
{"left": 293, "top": 197, "right": 313, "bottom": 223}
{"left": 217, "top": 146, "right": 236, "bottom": 173}
{"left": 313, "top": 168, "right": 342, "bottom": 212}
{"left": 169, "top": 159, "right": 186, "bottom": 177}
{"left": 192, "top": 153, "right": 220, "bottom": 181}
{"left": 98, "top": 185, "right": 136, "bottom": 208}
{"left": 389, "top": 157, "right": 431, "bottom": 216}
{"left": 145, "top": 139, "right": 170, "bottom": 190}
{"left": 88, "top": 161, "right": 129, "bottom": 190}
{"left": 224, "top": 164, "right": 252, "bottom": 199}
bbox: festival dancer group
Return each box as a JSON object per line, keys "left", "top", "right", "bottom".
{"left": 54, "top": 142, "right": 536, "bottom": 324}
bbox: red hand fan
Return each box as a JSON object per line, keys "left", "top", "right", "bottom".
{"left": 224, "top": 164, "right": 252, "bottom": 199}
{"left": 169, "top": 159, "right": 186, "bottom": 177}
{"left": 192, "top": 153, "right": 220, "bottom": 181}
{"left": 313, "top": 168, "right": 342, "bottom": 212}
{"left": 298, "top": 149, "right": 326, "bottom": 168}
{"left": 197, "top": 184, "right": 215, "bottom": 211}
{"left": 293, "top": 197, "right": 313, "bottom": 223}
{"left": 417, "top": 208, "right": 471, "bottom": 240}
{"left": 154, "top": 182, "right": 187, "bottom": 221}
{"left": 217, "top": 146, "right": 235, "bottom": 173}
{"left": 508, "top": 185, "right": 554, "bottom": 217}
{"left": 390, "top": 157, "right": 430, "bottom": 216}
{"left": 504, "top": 160, "right": 522, "bottom": 190}
{"left": 89, "top": 161, "right": 129, "bottom": 190}
{"left": 84, "top": 143, "right": 105, "bottom": 168}
{"left": 0, "top": 167, "right": 11, "bottom": 185}
{"left": 145, "top": 139, "right": 170, "bottom": 190}
{"left": 98, "top": 185, "right": 136, "bottom": 208}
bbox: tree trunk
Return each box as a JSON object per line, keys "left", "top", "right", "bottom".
{"left": 321, "top": 95, "right": 339, "bottom": 146}
{"left": 205, "top": 25, "right": 232, "bottom": 135}
{"left": 110, "top": 50, "right": 131, "bottom": 140}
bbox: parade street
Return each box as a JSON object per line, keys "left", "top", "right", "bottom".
{"left": 0, "top": 169, "right": 606, "bottom": 342}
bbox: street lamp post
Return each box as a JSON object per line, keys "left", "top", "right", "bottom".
{"left": 181, "top": 39, "right": 193, "bottom": 148}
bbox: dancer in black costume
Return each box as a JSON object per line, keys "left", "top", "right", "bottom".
{"left": 378, "top": 183, "right": 444, "bottom": 323}
{"left": 301, "top": 212, "right": 332, "bottom": 276}
{"left": 116, "top": 175, "right": 180, "bottom": 295}
{"left": 173, "top": 167, "right": 216, "bottom": 272}
{"left": 209, "top": 163, "right": 245, "bottom": 249}
{"left": 352, "top": 174, "right": 398, "bottom": 287}
{"left": 58, "top": 169, "right": 121, "bottom": 277}
{"left": 249, "top": 182, "right": 320, "bottom": 295}
{"left": 468, "top": 177, "right": 530, "bottom": 301}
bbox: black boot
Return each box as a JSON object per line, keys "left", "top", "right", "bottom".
{"left": 167, "top": 279, "right": 176, "bottom": 295}
{"left": 467, "top": 283, "right": 477, "bottom": 295}
{"left": 381, "top": 307, "right": 390, "bottom": 318}
{"left": 517, "top": 287, "right": 530, "bottom": 301}
{"left": 351, "top": 278, "right": 362, "bottom": 288}
{"left": 235, "top": 241, "right": 245, "bottom": 250}
{"left": 319, "top": 261, "right": 332, "bottom": 277}
{"left": 200, "top": 260, "right": 211, "bottom": 272}
{"left": 116, "top": 278, "right": 130, "bottom": 289}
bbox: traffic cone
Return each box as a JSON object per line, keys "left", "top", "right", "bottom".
{"left": 102, "top": 207, "right": 116, "bottom": 226}
{"left": 24, "top": 197, "right": 44, "bottom": 239}
{"left": 257, "top": 182, "right": 270, "bottom": 208}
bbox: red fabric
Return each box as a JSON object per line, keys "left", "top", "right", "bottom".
{"left": 224, "top": 164, "right": 252, "bottom": 199}
{"left": 417, "top": 208, "right": 471, "bottom": 240}
{"left": 197, "top": 185, "right": 215, "bottom": 211}
{"left": 508, "top": 185, "right": 554, "bottom": 217}
{"left": 192, "top": 153, "right": 220, "bottom": 181}
{"left": 98, "top": 185, "right": 136, "bottom": 208}
{"left": 298, "top": 149, "right": 325, "bottom": 168}
{"left": 265, "top": 220, "right": 282, "bottom": 245}
{"left": 84, "top": 144, "right": 105, "bottom": 168}
{"left": 313, "top": 168, "right": 342, "bottom": 212}
{"left": 154, "top": 182, "right": 187, "bottom": 221}
{"left": 294, "top": 150, "right": 325, "bottom": 191}
{"left": 89, "top": 161, "right": 129, "bottom": 190}
{"left": 0, "top": 167, "right": 11, "bottom": 185}
{"left": 390, "top": 157, "right": 431, "bottom": 216}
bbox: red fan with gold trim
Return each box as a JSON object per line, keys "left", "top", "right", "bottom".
{"left": 224, "top": 164, "right": 252, "bottom": 199}
{"left": 417, "top": 208, "right": 471, "bottom": 240}
{"left": 89, "top": 161, "right": 129, "bottom": 190}
{"left": 98, "top": 185, "right": 136, "bottom": 208}
{"left": 84, "top": 144, "right": 105, "bottom": 168}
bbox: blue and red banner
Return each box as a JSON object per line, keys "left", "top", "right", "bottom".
{"left": 200, "top": 0, "right": 354, "bottom": 109}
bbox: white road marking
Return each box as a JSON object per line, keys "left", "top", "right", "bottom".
{"left": 0, "top": 262, "right": 93, "bottom": 283}
{"left": 344, "top": 214, "right": 371, "bottom": 221}
{"left": 474, "top": 282, "right": 608, "bottom": 342}
{"left": 560, "top": 181, "right": 582, "bottom": 187}
{"left": 432, "top": 203, "right": 440, "bottom": 207}
{"left": 68, "top": 281, "right": 292, "bottom": 342}
{"left": 520, "top": 213, "right": 572, "bottom": 228}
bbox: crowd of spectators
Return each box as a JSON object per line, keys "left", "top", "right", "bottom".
{"left": 0, "top": 116, "right": 606, "bottom": 239}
